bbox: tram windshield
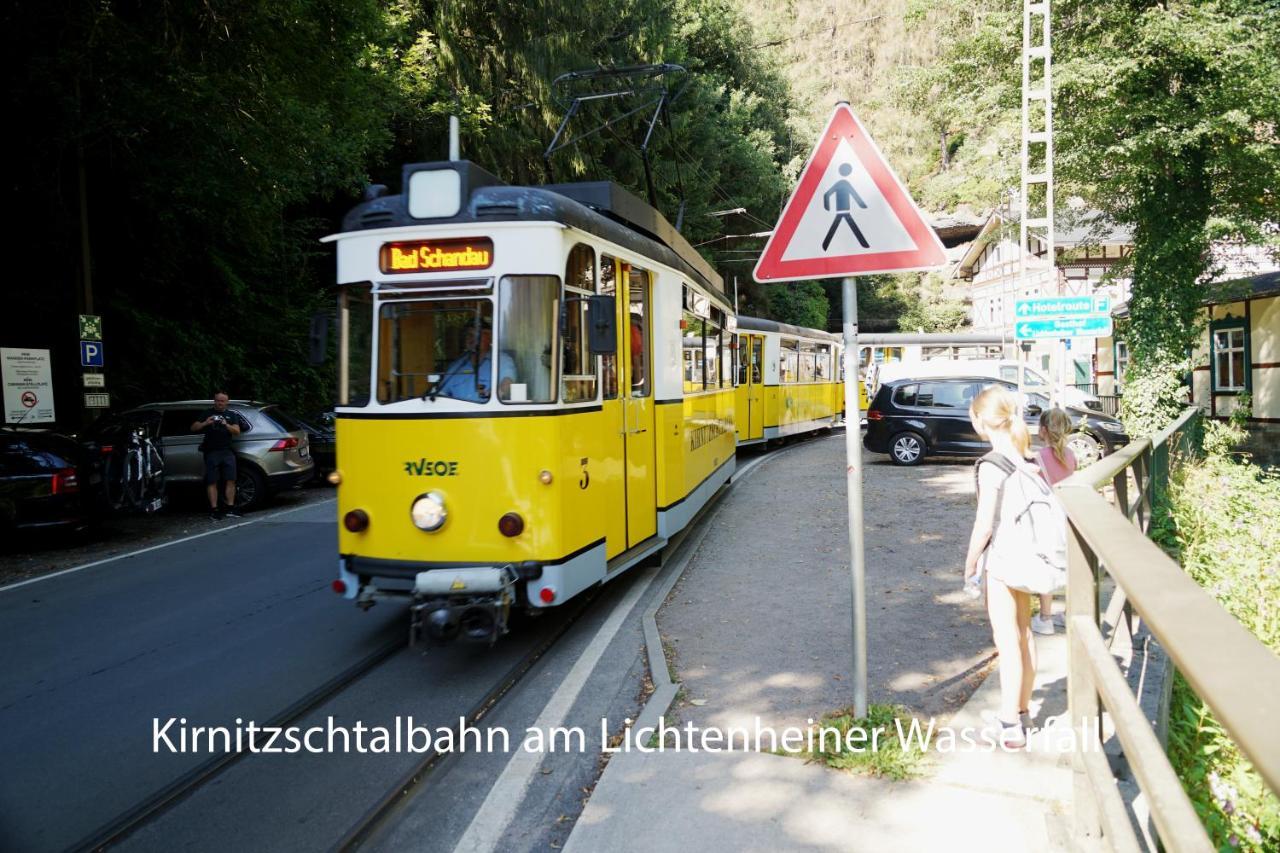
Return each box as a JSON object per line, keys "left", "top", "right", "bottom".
{"left": 377, "top": 299, "right": 508, "bottom": 403}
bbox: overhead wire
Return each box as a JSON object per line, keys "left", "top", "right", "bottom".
{"left": 746, "top": 15, "right": 882, "bottom": 51}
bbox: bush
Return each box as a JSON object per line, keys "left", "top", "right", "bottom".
{"left": 1165, "top": 451, "right": 1280, "bottom": 850}
{"left": 1120, "top": 357, "right": 1189, "bottom": 439}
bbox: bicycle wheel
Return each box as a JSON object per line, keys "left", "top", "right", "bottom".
{"left": 124, "top": 450, "right": 145, "bottom": 511}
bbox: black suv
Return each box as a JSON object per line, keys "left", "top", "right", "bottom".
{"left": 863, "top": 377, "right": 1129, "bottom": 466}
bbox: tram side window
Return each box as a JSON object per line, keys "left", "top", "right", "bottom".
{"left": 600, "top": 256, "right": 618, "bottom": 400}
{"left": 780, "top": 339, "right": 799, "bottom": 383}
{"left": 704, "top": 310, "right": 723, "bottom": 390}
{"left": 736, "top": 335, "right": 748, "bottom": 385}
{"left": 340, "top": 285, "right": 373, "bottom": 406}
{"left": 562, "top": 244, "right": 598, "bottom": 403}
{"left": 497, "top": 275, "right": 557, "bottom": 403}
{"left": 815, "top": 344, "right": 831, "bottom": 381}
{"left": 721, "top": 317, "right": 732, "bottom": 386}
{"left": 683, "top": 311, "right": 705, "bottom": 392}
{"left": 799, "top": 341, "right": 817, "bottom": 382}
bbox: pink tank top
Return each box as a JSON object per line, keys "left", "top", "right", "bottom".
{"left": 1036, "top": 446, "right": 1077, "bottom": 485}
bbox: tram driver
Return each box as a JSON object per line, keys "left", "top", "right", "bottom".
{"left": 435, "top": 317, "right": 517, "bottom": 403}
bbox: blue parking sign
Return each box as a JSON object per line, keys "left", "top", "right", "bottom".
{"left": 80, "top": 340, "right": 105, "bottom": 367}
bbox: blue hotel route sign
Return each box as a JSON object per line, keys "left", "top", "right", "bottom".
{"left": 1014, "top": 295, "right": 1111, "bottom": 319}
{"left": 1015, "top": 315, "right": 1114, "bottom": 340}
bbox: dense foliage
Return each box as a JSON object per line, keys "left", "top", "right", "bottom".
{"left": 7, "top": 0, "right": 800, "bottom": 420}
{"left": 1159, "top": 406, "right": 1280, "bottom": 851}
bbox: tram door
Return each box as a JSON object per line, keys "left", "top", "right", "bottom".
{"left": 621, "top": 265, "right": 657, "bottom": 546}
{"left": 744, "top": 334, "right": 765, "bottom": 439}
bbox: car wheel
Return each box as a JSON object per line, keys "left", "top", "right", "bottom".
{"left": 890, "top": 431, "right": 926, "bottom": 466}
{"left": 1067, "top": 432, "right": 1102, "bottom": 467}
{"left": 235, "top": 464, "right": 268, "bottom": 511}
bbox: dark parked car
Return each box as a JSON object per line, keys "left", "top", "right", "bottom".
{"left": 0, "top": 429, "right": 102, "bottom": 532}
{"left": 863, "top": 377, "right": 1129, "bottom": 466}
{"left": 296, "top": 412, "right": 336, "bottom": 476}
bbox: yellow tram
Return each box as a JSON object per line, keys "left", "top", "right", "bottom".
{"left": 733, "top": 317, "right": 843, "bottom": 445}
{"left": 326, "top": 161, "right": 840, "bottom": 643}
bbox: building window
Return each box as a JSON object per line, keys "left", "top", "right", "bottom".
{"left": 1212, "top": 324, "right": 1248, "bottom": 392}
{"left": 1115, "top": 340, "right": 1129, "bottom": 391}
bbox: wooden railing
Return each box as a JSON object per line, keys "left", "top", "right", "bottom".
{"left": 1056, "top": 407, "right": 1280, "bottom": 852}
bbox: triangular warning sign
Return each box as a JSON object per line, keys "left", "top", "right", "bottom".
{"left": 754, "top": 104, "right": 947, "bottom": 282}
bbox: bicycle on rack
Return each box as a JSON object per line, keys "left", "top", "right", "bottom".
{"left": 101, "top": 413, "right": 167, "bottom": 514}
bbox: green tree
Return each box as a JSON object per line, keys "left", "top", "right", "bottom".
{"left": 1053, "top": 0, "right": 1280, "bottom": 431}
{"left": 915, "top": 0, "right": 1280, "bottom": 433}
{"left": 766, "top": 282, "right": 829, "bottom": 329}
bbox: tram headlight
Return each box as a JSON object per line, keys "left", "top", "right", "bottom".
{"left": 410, "top": 492, "right": 448, "bottom": 532}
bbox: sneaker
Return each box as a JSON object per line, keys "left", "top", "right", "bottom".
{"left": 210, "top": 511, "right": 224, "bottom": 521}
{"left": 1031, "top": 614, "right": 1056, "bottom": 636}
{"left": 981, "top": 710, "right": 1027, "bottom": 749}
{"left": 224, "top": 508, "right": 244, "bottom": 519}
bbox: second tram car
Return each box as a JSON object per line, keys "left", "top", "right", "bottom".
{"left": 326, "top": 161, "right": 841, "bottom": 643}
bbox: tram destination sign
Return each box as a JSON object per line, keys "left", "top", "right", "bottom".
{"left": 379, "top": 237, "right": 494, "bottom": 274}
{"left": 1014, "top": 295, "right": 1111, "bottom": 318}
{"left": 1015, "top": 315, "right": 1114, "bottom": 340}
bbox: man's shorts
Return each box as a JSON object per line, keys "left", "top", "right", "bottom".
{"left": 204, "top": 449, "right": 237, "bottom": 485}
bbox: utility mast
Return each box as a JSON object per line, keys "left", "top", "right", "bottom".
{"left": 1019, "top": 0, "right": 1060, "bottom": 401}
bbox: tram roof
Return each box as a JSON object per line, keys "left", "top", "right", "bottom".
{"left": 736, "top": 315, "right": 842, "bottom": 343}
{"left": 336, "top": 161, "right": 726, "bottom": 299}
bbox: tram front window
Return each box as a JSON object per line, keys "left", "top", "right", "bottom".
{"left": 377, "top": 300, "right": 514, "bottom": 404}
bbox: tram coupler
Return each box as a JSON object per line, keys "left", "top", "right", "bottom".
{"left": 409, "top": 565, "right": 518, "bottom": 647}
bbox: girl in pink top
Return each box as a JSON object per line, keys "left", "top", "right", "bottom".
{"left": 1032, "top": 408, "right": 1076, "bottom": 635}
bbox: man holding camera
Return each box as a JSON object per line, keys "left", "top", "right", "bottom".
{"left": 192, "top": 392, "right": 249, "bottom": 520}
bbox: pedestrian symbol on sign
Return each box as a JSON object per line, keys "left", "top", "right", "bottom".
{"left": 822, "top": 164, "right": 869, "bottom": 251}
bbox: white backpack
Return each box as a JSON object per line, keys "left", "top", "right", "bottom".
{"left": 977, "top": 452, "right": 1068, "bottom": 595}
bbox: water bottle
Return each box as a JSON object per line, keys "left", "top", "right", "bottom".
{"left": 964, "top": 570, "right": 984, "bottom": 600}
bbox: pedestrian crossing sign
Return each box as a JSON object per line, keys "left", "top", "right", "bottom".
{"left": 753, "top": 103, "right": 947, "bottom": 282}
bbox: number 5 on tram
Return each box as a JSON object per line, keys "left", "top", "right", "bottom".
{"left": 325, "top": 162, "right": 737, "bottom": 644}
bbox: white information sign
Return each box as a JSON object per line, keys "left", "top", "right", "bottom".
{"left": 2, "top": 347, "right": 56, "bottom": 424}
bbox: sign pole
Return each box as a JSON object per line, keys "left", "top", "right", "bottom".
{"left": 841, "top": 276, "right": 869, "bottom": 720}
{"left": 753, "top": 102, "right": 948, "bottom": 723}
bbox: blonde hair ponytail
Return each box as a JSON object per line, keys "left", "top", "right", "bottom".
{"left": 1040, "top": 407, "right": 1073, "bottom": 465}
{"left": 969, "top": 386, "right": 1031, "bottom": 458}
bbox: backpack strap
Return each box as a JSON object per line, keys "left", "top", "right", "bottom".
{"left": 974, "top": 451, "right": 1017, "bottom": 496}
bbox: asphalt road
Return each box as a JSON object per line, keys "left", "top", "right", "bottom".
{"left": 0, "top": 494, "right": 662, "bottom": 853}
{"left": 0, "top": 499, "right": 410, "bottom": 851}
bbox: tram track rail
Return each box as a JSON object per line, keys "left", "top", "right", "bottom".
{"left": 331, "top": 588, "right": 601, "bottom": 853}
{"left": 331, "top": 436, "right": 827, "bottom": 852}
{"left": 72, "top": 633, "right": 407, "bottom": 853}
{"left": 70, "top": 434, "right": 833, "bottom": 853}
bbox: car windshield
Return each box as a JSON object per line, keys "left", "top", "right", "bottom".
{"left": 377, "top": 299, "right": 495, "bottom": 403}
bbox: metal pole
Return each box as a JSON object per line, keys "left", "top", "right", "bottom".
{"left": 449, "top": 115, "right": 461, "bottom": 161}
{"left": 842, "top": 276, "right": 868, "bottom": 719}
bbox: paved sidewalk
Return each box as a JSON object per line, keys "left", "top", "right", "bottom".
{"left": 564, "top": 435, "right": 1074, "bottom": 852}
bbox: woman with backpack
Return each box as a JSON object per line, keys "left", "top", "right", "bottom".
{"left": 963, "top": 386, "right": 1068, "bottom": 748}
{"left": 1030, "top": 408, "right": 1077, "bottom": 635}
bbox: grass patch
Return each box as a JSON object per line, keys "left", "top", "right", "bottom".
{"left": 783, "top": 703, "right": 927, "bottom": 781}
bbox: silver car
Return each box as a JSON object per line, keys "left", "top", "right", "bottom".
{"left": 131, "top": 400, "right": 314, "bottom": 509}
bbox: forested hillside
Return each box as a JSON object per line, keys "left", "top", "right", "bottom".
{"left": 17, "top": 2, "right": 1267, "bottom": 422}
{"left": 7, "top": 0, "right": 804, "bottom": 418}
